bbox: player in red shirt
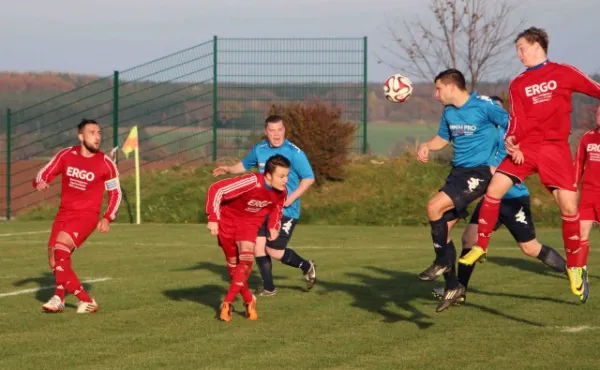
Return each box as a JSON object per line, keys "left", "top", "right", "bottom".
{"left": 575, "top": 104, "right": 600, "bottom": 263}
{"left": 459, "top": 27, "right": 600, "bottom": 303}
{"left": 205, "top": 154, "right": 289, "bottom": 322}
{"left": 34, "top": 119, "right": 122, "bottom": 313}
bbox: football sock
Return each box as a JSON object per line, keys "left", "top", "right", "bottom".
{"left": 580, "top": 240, "right": 590, "bottom": 268}
{"left": 282, "top": 249, "right": 311, "bottom": 274}
{"left": 457, "top": 248, "right": 475, "bottom": 289}
{"left": 476, "top": 195, "right": 502, "bottom": 251}
{"left": 54, "top": 243, "right": 92, "bottom": 303}
{"left": 224, "top": 251, "right": 253, "bottom": 303}
{"left": 536, "top": 245, "right": 567, "bottom": 273}
{"left": 255, "top": 255, "right": 275, "bottom": 291}
{"left": 443, "top": 240, "right": 460, "bottom": 290}
{"left": 429, "top": 218, "right": 449, "bottom": 265}
{"left": 52, "top": 243, "right": 71, "bottom": 301}
{"left": 561, "top": 213, "right": 583, "bottom": 267}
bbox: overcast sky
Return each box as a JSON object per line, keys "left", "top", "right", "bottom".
{"left": 1, "top": 0, "right": 597, "bottom": 82}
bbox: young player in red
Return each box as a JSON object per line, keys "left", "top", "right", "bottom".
{"left": 205, "top": 154, "right": 289, "bottom": 322}
{"left": 34, "top": 119, "right": 122, "bottom": 313}
{"left": 459, "top": 27, "right": 600, "bottom": 303}
{"left": 575, "top": 104, "right": 600, "bottom": 267}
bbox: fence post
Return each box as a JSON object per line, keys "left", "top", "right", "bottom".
{"left": 212, "top": 35, "right": 218, "bottom": 161}
{"left": 362, "top": 37, "right": 368, "bottom": 154}
{"left": 6, "top": 108, "right": 11, "bottom": 221}
{"left": 113, "top": 71, "right": 120, "bottom": 163}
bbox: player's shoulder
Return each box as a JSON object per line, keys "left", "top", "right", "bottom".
{"left": 472, "top": 93, "right": 498, "bottom": 107}
{"left": 253, "top": 139, "right": 270, "bottom": 150}
{"left": 282, "top": 139, "right": 304, "bottom": 154}
{"left": 581, "top": 129, "right": 599, "bottom": 140}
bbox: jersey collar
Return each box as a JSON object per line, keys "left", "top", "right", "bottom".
{"left": 527, "top": 60, "right": 549, "bottom": 71}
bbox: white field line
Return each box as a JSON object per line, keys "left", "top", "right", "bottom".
{"left": 0, "top": 230, "right": 49, "bottom": 237}
{"left": 0, "top": 277, "right": 112, "bottom": 298}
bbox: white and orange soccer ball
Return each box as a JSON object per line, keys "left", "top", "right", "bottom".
{"left": 383, "top": 73, "right": 413, "bottom": 103}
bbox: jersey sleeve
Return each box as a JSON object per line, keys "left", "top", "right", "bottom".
{"left": 102, "top": 156, "right": 122, "bottom": 222}
{"left": 205, "top": 174, "right": 258, "bottom": 222}
{"left": 32, "top": 147, "right": 70, "bottom": 188}
{"left": 241, "top": 144, "right": 259, "bottom": 170}
{"left": 563, "top": 64, "right": 600, "bottom": 99}
{"left": 506, "top": 82, "right": 525, "bottom": 143}
{"left": 293, "top": 150, "right": 315, "bottom": 180}
{"left": 487, "top": 101, "right": 509, "bottom": 129}
{"left": 437, "top": 113, "right": 451, "bottom": 141}
{"left": 266, "top": 191, "right": 286, "bottom": 231}
{"left": 574, "top": 134, "right": 588, "bottom": 186}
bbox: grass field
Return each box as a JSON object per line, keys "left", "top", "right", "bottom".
{"left": 1, "top": 222, "right": 599, "bottom": 369}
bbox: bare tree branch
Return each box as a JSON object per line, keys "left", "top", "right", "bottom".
{"left": 379, "top": 0, "right": 525, "bottom": 90}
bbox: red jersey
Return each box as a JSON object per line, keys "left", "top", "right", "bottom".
{"left": 575, "top": 129, "right": 600, "bottom": 192}
{"left": 205, "top": 173, "right": 286, "bottom": 231}
{"left": 507, "top": 61, "right": 600, "bottom": 144}
{"left": 33, "top": 146, "right": 122, "bottom": 222}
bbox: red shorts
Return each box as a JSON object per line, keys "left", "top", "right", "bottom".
{"left": 579, "top": 190, "right": 600, "bottom": 223}
{"left": 497, "top": 141, "right": 576, "bottom": 192}
{"left": 48, "top": 213, "right": 98, "bottom": 248}
{"left": 218, "top": 220, "right": 261, "bottom": 244}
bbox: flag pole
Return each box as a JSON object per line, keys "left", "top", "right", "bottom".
{"left": 134, "top": 146, "right": 141, "bottom": 225}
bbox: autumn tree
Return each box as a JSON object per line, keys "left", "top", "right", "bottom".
{"left": 377, "top": 0, "right": 525, "bottom": 91}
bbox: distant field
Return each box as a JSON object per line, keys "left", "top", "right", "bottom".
{"left": 367, "top": 121, "right": 437, "bottom": 156}
{"left": 139, "top": 122, "right": 437, "bottom": 158}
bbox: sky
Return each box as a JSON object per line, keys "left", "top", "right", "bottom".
{"left": 1, "top": 0, "right": 598, "bottom": 83}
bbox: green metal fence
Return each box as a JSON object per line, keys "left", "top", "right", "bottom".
{"left": 1, "top": 36, "right": 367, "bottom": 220}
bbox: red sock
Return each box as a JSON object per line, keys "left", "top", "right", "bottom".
{"left": 580, "top": 240, "right": 590, "bottom": 268}
{"left": 54, "top": 245, "right": 93, "bottom": 303}
{"left": 53, "top": 244, "right": 71, "bottom": 301}
{"left": 562, "top": 213, "right": 582, "bottom": 268}
{"left": 224, "top": 251, "right": 253, "bottom": 303}
{"left": 240, "top": 266, "right": 254, "bottom": 304}
{"left": 476, "top": 195, "right": 502, "bottom": 251}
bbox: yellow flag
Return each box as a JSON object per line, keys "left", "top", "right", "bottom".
{"left": 122, "top": 126, "right": 138, "bottom": 159}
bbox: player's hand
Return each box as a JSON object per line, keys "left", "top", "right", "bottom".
{"left": 510, "top": 149, "right": 525, "bottom": 165}
{"left": 212, "top": 166, "right": 229, "bottom": 177}
{"left": 207, "top": 221, "right": 219, "bottom": 236}
{"left": 283, "top": 198, "right": 294, "bottom": 208}
{"left": 48, "top": 247, "right": 55, "bottom": 270}
{"left": 268, "top": 228, "right": 279, "bottom": 241}
{"left": 417, "top": 144, "right": 429, "bottom": 163}
{"left": 97, "top": 218, "right": 110, "bottom": 233}
{"left": 505, "top": 136, "right": 519, "bottom": 155}
{"left": 36, "top": 181, "right": 50, "bottom": 191}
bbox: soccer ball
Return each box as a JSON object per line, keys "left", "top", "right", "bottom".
{"left": 383, "top": 73, "right": 413, "bottom": 103}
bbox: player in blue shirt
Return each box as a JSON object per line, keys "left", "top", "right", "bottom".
{"left": 212, "top": 115, "right": 317, "bottom": 296}
{"left": 432, "top": 96, "right": 567, "bottom": 304}
{"left": 416, "top": 69, "right": 508, "bottom": 312}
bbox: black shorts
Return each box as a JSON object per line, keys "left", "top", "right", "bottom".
{"left": 257, "top": 215, "right": 298, "bottom": 250}
{"left": 440, "top": 166, "right": 492, "bottom": 214}
{"left": 470, "top": 196, "right": 536, "bottom": 243}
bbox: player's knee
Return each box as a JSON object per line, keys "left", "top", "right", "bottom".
{"left": 55, "top": 232, "right": 76, "bottom": 250}
{"left": 266, "top": 247, "right": 284, "bottom": 261}
{"left": 426, "top": 199, "right": 442, "bottom": 218}
{"left": 519, "top": 241, "right": 540, "bottom": 257}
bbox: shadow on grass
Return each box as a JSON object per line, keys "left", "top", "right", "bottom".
{"left": 12, "top": 272, "right": 94, "bottom": 308}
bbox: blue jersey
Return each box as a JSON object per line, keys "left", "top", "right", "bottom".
{"left": 493, "top": 125, "right": 530, "bottom": 200}
{"left": 437, "top": 93, "right": 509, "bottom": 168}
{"left": 241, "top": 139, "right": 314, "bottom": 219}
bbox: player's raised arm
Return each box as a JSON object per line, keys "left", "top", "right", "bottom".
{"left": 33, "top": 147, "right": 71, "bottom": 190}
{"left": 102, "top": 156, "right": 122, "bottom": 224}
{"left": 563, "top": 64, "right": 600, "bottom": 100}
{"left": 205, "top": 174, "right": 259, "bottom": 221}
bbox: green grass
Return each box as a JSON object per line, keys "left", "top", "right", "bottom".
{"left": 1, "top": 222, "right": 599, "bottom": 369}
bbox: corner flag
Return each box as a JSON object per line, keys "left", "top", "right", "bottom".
{"left": 122, "top": 126, "right": 141, "bottom": 225}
